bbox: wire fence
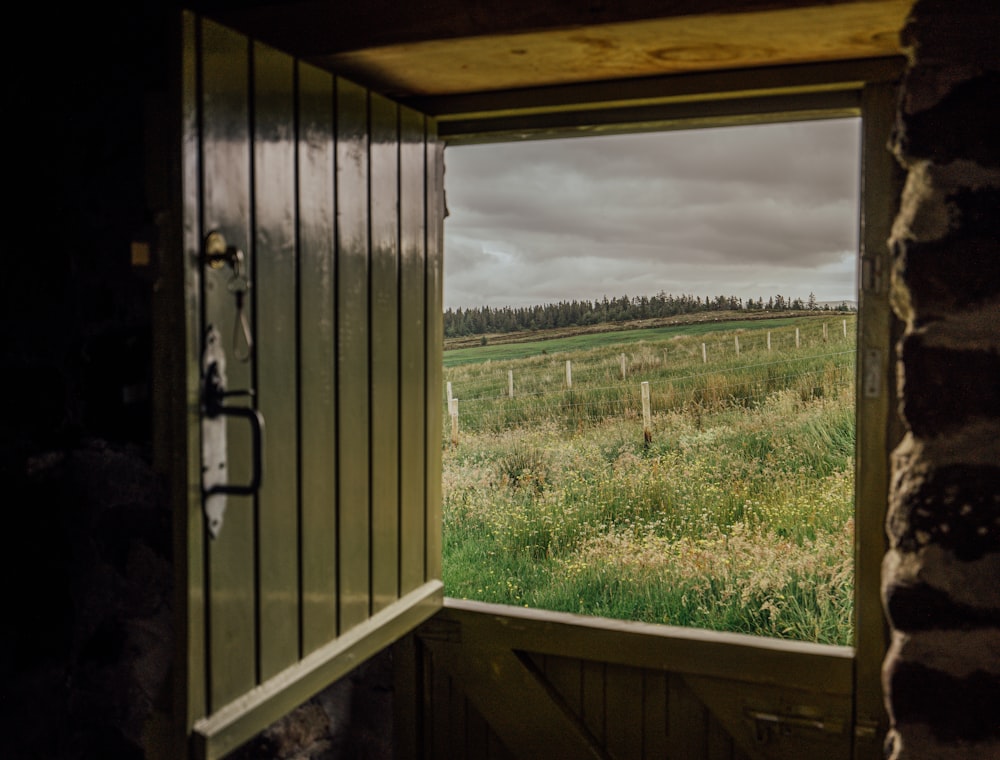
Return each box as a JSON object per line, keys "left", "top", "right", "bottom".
{"left": 443, "top": 319, "right": 856, "bottom": 438}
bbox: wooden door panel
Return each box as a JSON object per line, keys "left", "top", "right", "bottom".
{"left": 181, "top": 13, "right": 444, "bottom": 758}
{"left": 409, "top": 600, "right": 852, "bottom": 760}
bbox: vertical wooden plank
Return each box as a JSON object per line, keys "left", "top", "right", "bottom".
{"left": 706, "top": 712, "right": 735, "bottom": 760}
{"left": 252, "top": 40, "right": 299, "bottom": 682}
{"left": 369, "top": 92, "right": 401, "bottom": 613}
{"left": 669, "top": 677, "right": 708, "bottom": 759}
{"left": 605, "top": 664, "right": 643, "bottom": 759}
{"left": 392, "top": 634, "right": 421, "bottom": 760}
{"left": 336, "top": 77, "right": 371, "bottom": 632}
{"left": 448, "top": 679, "right": 467, "bottom": 759}
{"left": 641, "top": 670, "right": 669, "bottom": 760}
{"left": 465, "top": 698, "right": 491, "bottom": 759}
{"left": 180, "top": 9, "right": 207, "bottom": 730}
{"left": 422, "top": 646, "right": 438, "bottom": 760}
{"left": 200, "top": 17, "right": 257, "bottom": 711}
{"left": 297, "top": 61, "right": 338, "bottom": 654}
{"left": 399, "top": 105, "right": 427, "bottom": 593}
{"left": 487, "top": 728, "right": 514, "bottom": 760}
{"left": 430, "top": 660, "right": 451, "bottom": 760}
{"left": 424, "top": 121, "right": 444, "bottom": 581}
{"left": 543, "top": 654, "right": 584, "bottom": 719}
{"left": 581, "top": 659, "right": 606, "bottom": 747}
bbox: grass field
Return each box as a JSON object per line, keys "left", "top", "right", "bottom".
{"left": 442, "top": 314, "right": 857, "bottom": 645}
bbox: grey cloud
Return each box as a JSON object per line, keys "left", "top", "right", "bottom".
{"left": 444, "top": 118, "right": 861, "bottom": 309}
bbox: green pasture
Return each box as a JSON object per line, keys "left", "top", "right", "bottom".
{"left": 441, "top": 314, "right": 858, "bottom": 645}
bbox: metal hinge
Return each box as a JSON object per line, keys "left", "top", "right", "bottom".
{"left": 861, "top": 254, "right": 884, "bottom": 294}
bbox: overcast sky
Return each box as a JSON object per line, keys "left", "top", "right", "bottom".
{"left": 442, "top": 117, "right": 861, "bottom": 310}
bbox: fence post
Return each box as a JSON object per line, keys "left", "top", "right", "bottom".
{"left": 767, "top": 331, "right": 772, "bottom": 351}
{"left": 823, "top": 323, "right": 828, "bottom": 341}
{"left": 566, "top": 360, "right": 573, "bottom": 389}
{"left": 447, "top": 381, "right": 453, "bottom": 405}
{"left": 843, "top": 319, "right": 848, "bottom": 338}
{"left": 508, "top": 369, "right": 514, "bottom": 398}
{"left": 795, "top": 327, "right": 801, "bottom": 348}
{"left": 702, "top": 342, "right": 707, "bottom": 363}
{"left": 734, "top": 335, "right": 740, "bottom": 356}
{"left": 449, "top": 398, "right": 459, "bottom": 447}
{"left": 620, "top": 353, "right": 627, "bottom": 380}
{"left": 641, "top": 381, "right": 652, "bottom": 445}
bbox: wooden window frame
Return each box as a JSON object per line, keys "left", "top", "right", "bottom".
{"left": 422, "top": 57, "right": 904, "bottom": 752}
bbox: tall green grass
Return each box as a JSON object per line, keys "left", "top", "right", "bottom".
{"left": 442, "top": 316, "right": 856, "bottom": 645}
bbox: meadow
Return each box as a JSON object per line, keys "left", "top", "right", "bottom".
{"left": 441, "top": 314, "right": 857, "bottom": 646}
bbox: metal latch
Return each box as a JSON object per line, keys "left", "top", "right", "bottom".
{"left": 746, "top": 708, "right": 845, "bottom": 743}
{"left": 201, "top": 324, "right": 264, "bottom": 538}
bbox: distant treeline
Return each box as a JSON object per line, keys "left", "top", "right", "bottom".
{"left": 444, "top": 292, "right": 854, "bottom": 337}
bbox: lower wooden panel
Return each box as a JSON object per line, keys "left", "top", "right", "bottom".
{"left": 193, "top": 581, "right": 442, "bottom": 760}
{"left": 405, "top": 600, "right": 853, "bottom": 760}
{"left": 419, "top": 644, "right": 515, "bottom": 760}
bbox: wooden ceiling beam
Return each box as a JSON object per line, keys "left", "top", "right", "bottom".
{"left": 188, "top": 0, "right": 911, "bottom": 100}
{"left": 189, "top": 0, "right": 897, "bottom": 59}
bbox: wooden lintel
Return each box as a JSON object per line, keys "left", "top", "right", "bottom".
{"left": 409, "top": 57, "right": 904, "bottom": 120}
{"left": 438, "top": 90, "right": 861, "bottom": 145}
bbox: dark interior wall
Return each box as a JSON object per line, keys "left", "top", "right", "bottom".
{"left": 883, "top": 0, "right": 1000, "bottom": 757}
{"left": 3, "top": 4, "right": 169, "bottom": 457}
{"left": 1, "top": 5, "right": 173, "bottom": 758}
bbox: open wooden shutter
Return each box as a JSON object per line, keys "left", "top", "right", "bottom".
{"left": 174, "top": 12, "right": 443, "bottom": 758}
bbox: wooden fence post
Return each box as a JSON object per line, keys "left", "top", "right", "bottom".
{"left": 795, "top": 327, "right": 800, "bottom": 348}
{"left": 449, "top": 398, "right": 459, "bottom": 447}
{"left": 734, "top": 335, "right": 740, "bottom": 356}
{"left": 447, "top": 381, "right": 453, "bottom": 405}
{"left": 702, "top": 342, "right": 707, "bottom": 363}
{"left": 620, "top": 353, "right": 627, "bottom": 380}
{"left": 565, "top": 360, "right": 572, "bottom": 389}
{"left": 843, "top": 319, "right": 848, "bottom": 338}
{"left": 767, "top": 331, "right": 772, "bottom": 351}
{"left": 641, "top": 381, "right": 652, "bottom": 445}
{"left": 508, "top": 370, "right": 514, "bottom": 398}
{"left": 823, "top": 323, "right": 828, "bottom": 341}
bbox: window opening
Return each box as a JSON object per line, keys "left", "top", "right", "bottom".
{"left": 441, "top": 118, "right": 861, "bottom": 646}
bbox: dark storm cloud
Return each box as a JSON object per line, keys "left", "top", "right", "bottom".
{"left": 443, "top": 118, "right": 861, "bottom": 309}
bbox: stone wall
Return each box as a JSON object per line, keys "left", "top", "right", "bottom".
{"left": 882, "top": 0, "right": 1000, "bottom": 757}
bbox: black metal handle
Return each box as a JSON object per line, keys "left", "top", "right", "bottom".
{"left": 203, "top": 359, "right": 264, "bottom": 497}
{"left": 204, "top": 404, "right": 264, "bottom": 496}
